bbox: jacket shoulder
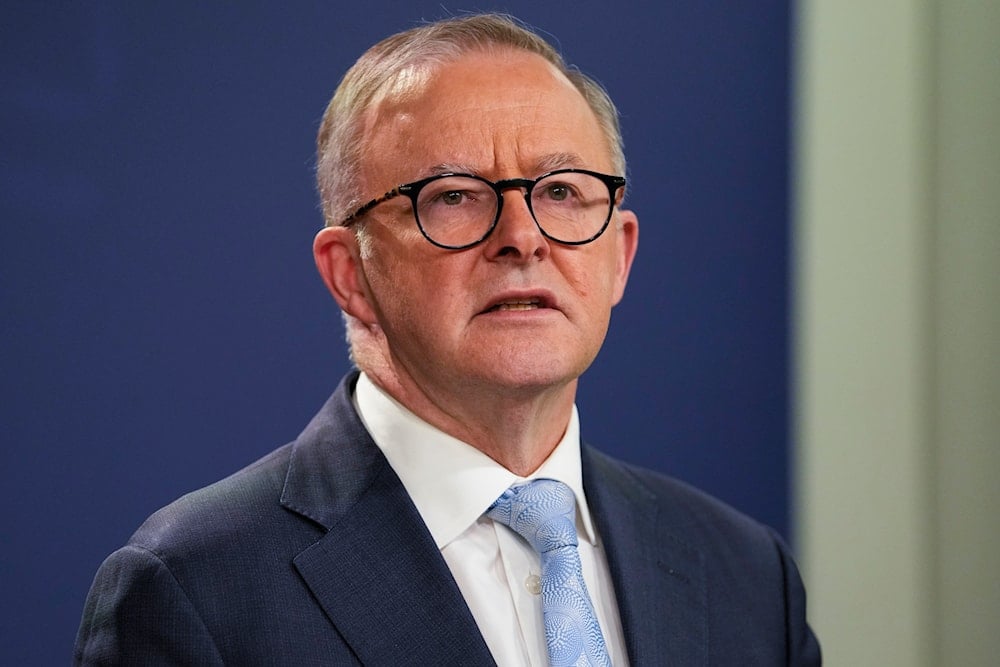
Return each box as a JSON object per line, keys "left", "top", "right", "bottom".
{"left": 584, "top": 446, "right": 821, "bottom": 665}
{"left": 586, "top": 446, "right": 775, "bottom": 545}
{"left": 127, "top": 442, "right": 320, "bottom": 564}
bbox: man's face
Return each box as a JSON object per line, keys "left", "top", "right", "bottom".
{"left": 347, "top": 50, "right": 637, "bottom": 402}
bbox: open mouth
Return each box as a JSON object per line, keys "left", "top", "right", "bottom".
{"left": 487, "top": 298, "right": 543, "bottom": 312}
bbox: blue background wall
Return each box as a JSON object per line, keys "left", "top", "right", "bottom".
{"left": 1, "top": 3, "right": 790, "bottom": 662}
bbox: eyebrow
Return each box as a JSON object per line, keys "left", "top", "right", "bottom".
{"left": 424, "top": 153, "right": 588, "bottom": 180}
{"left": 533, "top": 152, "right": 587, "bottom": 173}
{"left": 427, "top": 163, "right": 476, "bottom": 176}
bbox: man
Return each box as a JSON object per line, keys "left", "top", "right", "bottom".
{"left": 75, "top": 13, "right": 820, "bottom": 665}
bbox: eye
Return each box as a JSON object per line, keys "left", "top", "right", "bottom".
{"left": 545, "top": 184, "right": 571, "bottom": 201}
{"left": 537, "top": 180, "right": 579, "bottom": 204}
{"left": 439, "top": 190, "right": 468, "bottom": 206}
{"left": 418, "top": 176, "right": 490, "bottom": 209}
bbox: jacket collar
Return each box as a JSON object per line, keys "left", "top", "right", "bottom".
{"left": 280, "top": 372, "right": 496, "bottom": 665}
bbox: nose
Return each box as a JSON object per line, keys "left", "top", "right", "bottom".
{"left": 483, "top": 186, "right": 550, "bottom": 262}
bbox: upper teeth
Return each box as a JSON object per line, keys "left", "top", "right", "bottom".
{"left": 495, "top": 300, "right": 540, "bottom": 311}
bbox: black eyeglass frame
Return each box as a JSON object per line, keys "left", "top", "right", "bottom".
{"left": 340, "top": 168, "right": 627, "bottom": 250}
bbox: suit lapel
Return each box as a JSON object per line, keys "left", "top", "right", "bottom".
{"left": 583, "top": 446, "right": 708, "bottom": 665}
{"left": 282, "top": 374, "right": 495, "bottom": 665}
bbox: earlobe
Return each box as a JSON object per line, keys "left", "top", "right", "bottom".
{"left": 312, "top": 227, "right": 378, "bottom": 324}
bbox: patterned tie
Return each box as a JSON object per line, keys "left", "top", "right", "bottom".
{"left": 487, "top": 479, "right": 612, "bottom": 667}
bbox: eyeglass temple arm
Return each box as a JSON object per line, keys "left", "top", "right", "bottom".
{"left": 342, "top": 188, "right": 403, "bottom": 226}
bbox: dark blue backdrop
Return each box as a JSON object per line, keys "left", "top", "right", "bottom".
{"left": 1, "top": 3, "right": 790, "bottom": 662}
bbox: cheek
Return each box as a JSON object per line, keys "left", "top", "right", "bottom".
{"left": 363, "top": 249, "right": 415, "bottom": 322}
{"left": 368, "top": 249, "right": 464, "bottom": 327}
{"left": 560, "top": 252, "right": 618, "bottom": 306}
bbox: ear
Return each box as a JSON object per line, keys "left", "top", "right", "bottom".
{"left": 611, "top": 209, "right": 639, "bottom": 305}
{"left": 313, "top": 226, "right": 378, "bottom": 325}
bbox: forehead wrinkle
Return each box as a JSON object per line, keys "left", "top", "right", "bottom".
{"left": 363, "top": 52, "right": 611, "bottom": 189}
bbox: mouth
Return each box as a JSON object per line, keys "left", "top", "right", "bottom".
{"left": 481, "top": 292, "right": 556, "bottom": 314}
{"left": 488, "top": 298, "right": 543, "bottom": 312}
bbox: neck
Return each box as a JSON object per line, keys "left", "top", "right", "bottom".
{"left": 361, "top": 359, "right": 576, "bottom": 477}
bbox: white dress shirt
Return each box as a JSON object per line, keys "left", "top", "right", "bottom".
{"left": 353, "top": 373, "right": 628, "bottom": 666}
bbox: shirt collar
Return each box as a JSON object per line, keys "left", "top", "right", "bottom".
{"left": 353, "top": 372, "right": 598, "bottom": 549}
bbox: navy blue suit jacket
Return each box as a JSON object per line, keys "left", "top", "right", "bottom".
{"left": 75, "top": 373, "right": 820, "bottom": 665}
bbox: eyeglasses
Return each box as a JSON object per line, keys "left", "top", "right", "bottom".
{"left": 341, "top": 168, "right": 626, "bottom": 250}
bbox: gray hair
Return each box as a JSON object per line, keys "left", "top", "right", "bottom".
{"left": 315, "top": 13, "right": 626, "bottom": 228}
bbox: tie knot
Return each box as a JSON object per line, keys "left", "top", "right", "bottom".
{"left": 487, "top": 479, "right": 578, "bottom": 554}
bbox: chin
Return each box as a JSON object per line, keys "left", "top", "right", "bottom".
{"left": 460, "top": 335, "right": 596, "bottom": 387}
{"left": 475, "top": 357, "right": 590, "bottom": 394}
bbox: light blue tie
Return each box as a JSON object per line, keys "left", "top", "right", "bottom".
{"left": 487, "top": 479, "right": 612, "bottom": 667}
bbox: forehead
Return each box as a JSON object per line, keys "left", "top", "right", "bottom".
{"left": 360, "top": 50, "right": 613, "bottom": 182}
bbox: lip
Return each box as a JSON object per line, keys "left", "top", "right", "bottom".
{"left": 478, "top": 289, "right": 559, "bottom": 315}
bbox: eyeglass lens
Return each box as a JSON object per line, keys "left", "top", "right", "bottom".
{"left": 413, "top": 172, "right": 613, "bottom": 247}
